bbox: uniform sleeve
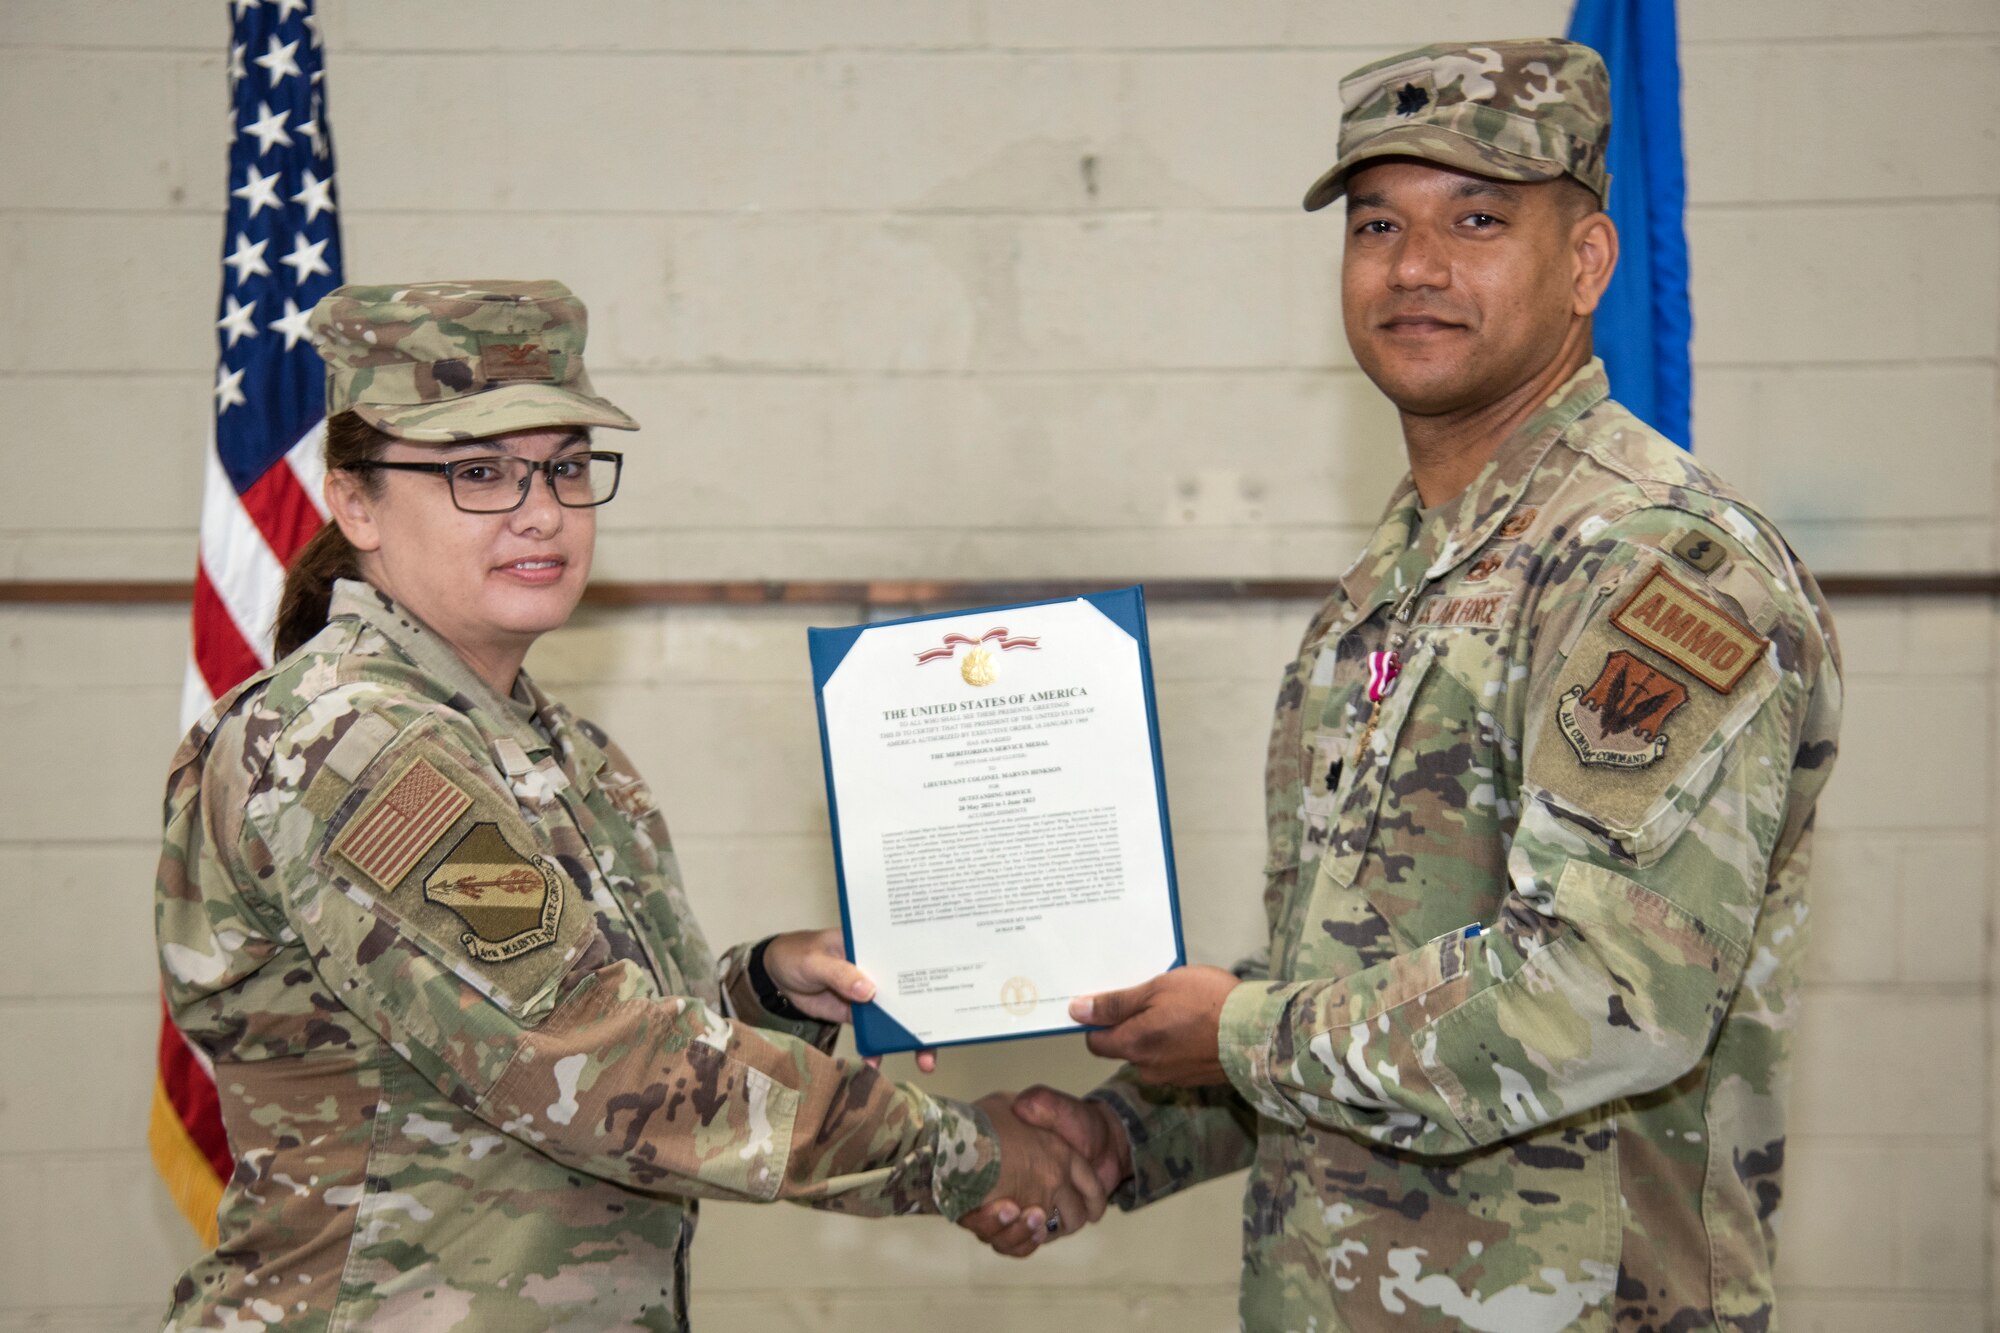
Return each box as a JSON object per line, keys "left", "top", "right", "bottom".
{"left": 1079, "top": 610, "right": 1323, "bottom": 1205}
{"left": 1214, "top": 520, "right": 1835, "bottom": 1158}
{"left": 1086, "top": 945, "right": 1270, "bottom": 1208}
{"left": 713, "top": 940, "right": 843, "bottom": 1054}
{"left": 239, "top": 694, "right": 1000, "bottom": 1219}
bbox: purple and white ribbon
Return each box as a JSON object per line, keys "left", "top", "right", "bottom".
{"left": 1367, "top": 649, "right": 1402, "bottom": 703}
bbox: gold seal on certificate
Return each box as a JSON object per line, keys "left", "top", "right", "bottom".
{"left": 960, "top": 646, "right": 998, "bottom": 687}
{"left": 809, "top": 588, "right": 1184, "bottom": 1055}
{"left": 999, "top": 976, "right": 1038, "bottom": 1016}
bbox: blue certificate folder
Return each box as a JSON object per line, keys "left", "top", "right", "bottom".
{"left": 808, "top": 586, "right": 1186, "bottom": 1057}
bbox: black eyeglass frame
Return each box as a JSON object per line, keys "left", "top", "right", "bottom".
{"left": 344, "top": 451, "right": 624, "bottom": 513}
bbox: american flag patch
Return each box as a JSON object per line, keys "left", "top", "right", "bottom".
{"left": 331, "top": 757, "right": 473, "bottom": 891}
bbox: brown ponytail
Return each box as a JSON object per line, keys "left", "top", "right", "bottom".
{"left": 274, "top": 411, "right": 389, "bottom": 659}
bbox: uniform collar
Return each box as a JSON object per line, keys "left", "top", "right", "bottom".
{"left": 1340, "top": 359, "right": 1609, "bottom": 613}
{"left": 328, "top": 578, "right": 558, "bottom": 766}
{"left": 515, "top": 671, "right": 608, "bottom": 795}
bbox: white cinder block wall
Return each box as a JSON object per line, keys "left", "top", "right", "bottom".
{"left": 1, "top": 3, "right": 1994, "bottom": 1330}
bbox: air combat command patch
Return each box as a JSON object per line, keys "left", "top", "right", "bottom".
{"left": 1558, "top": 650, "right": 1688, "bottom": 768}
{"left": 1528, "top": 558, "right": 1783, "bottom": 847}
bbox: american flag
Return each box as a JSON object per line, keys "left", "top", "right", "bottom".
{"left": 333, "top": 759, "right": 473, "bottom": 890}
{"left": 150, "top": 0, "right": 344, "bottom": 1244}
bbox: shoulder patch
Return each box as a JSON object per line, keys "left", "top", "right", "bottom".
{"left": 1556, "top": 650, "right": 1687, "bottom": 768}
{"left": 1611, "top": 567, "right": 1767, "bottom": 694}
{"left": 330, "top": 754, "right": 473, "bottom": 892}
{"left": 424, "top": 823, "right": 563, "bottom": 961}
{"left": 311, "top": 730, "right": 593, "bottom": 1018}
{"left": 1528, "top": 561, "right": 1782, "bottom": 854}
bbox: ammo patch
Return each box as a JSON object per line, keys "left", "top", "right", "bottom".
{"left": 1556, "top": 650, "right": 1688, "bottom": 769}
{"left": 331, "top": 756, "right": 473, "bottom": 892}
{"left": 1668, "top": 529, "right": 1726, "bottom": 575}
{"left": 1416, "top": 592, "right": 1512, "bottom": 629}
{"left": 1611, "top": 568, "right": 1767, "bottom": 694}
{"left": 423, "top": 822, "right": 563, "bottom": 962}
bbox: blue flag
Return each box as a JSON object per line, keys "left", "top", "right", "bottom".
{"left": 1567, "top": 0, "right": 1692, "bottom": 448}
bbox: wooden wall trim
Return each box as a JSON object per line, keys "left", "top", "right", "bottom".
{"left": 2, "top": 574, "right": 1996, "bottom": 607}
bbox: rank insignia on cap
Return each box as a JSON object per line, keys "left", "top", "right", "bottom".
{"left": 423, "top": 822, "right": 563, "bottom": 961}
{"left": 1394, "top": 82, "right": 1429, "bottom": 116}
{"left": 1612, "top": 567, "right": 1767, "bottom": 693}
{"left": 1557, "top": 650, "right": 1689, "bottom": 769}
{"left": 331, "top": 757, "right": 474, "bottom": 892}
{"left": 479, "top": 342, "right": 553, "bottom": 382}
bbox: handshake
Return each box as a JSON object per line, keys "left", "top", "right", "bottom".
{"left": 959, "top": 1085, "right": 1133, "bottom": 1256}
{"left": 767, "top": 927, "right": 1243, "bottom": 1253}
{"left": 951, "top": 962, "right": 1241, "bottom": 1256}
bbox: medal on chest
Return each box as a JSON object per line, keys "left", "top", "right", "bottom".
{"left": 1351, "top": 648, "right": 1403, "bottom": 766}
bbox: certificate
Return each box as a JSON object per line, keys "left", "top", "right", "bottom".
{"left": 808, "top": 587, "right": 1184, "bottom": 1055}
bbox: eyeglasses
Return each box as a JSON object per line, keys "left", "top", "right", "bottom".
{"left": 347, "top": 451, "right": 624, "bottom": 513}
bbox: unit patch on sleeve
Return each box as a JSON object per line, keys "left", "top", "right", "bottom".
{"left": 1527, "top": 559, "right": 1783, "bottom": 851}
{"left": 1557, "top": 650, "right": 1688, "bottom": 768}
{"left": 423, "top": 822, "right": 564, "bottom": 961}
{"left": 1610, "top": 567, "right": 1767, "bottom": 693}
{"left": 330, "top": 755, "right": 473, "bottom": 892}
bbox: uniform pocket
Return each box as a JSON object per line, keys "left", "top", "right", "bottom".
{"left": 1318, "top": 644, "right": 1437, "bottom": 890}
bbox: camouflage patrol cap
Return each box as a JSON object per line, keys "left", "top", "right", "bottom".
{"left": 307, "top": 279, "right": 637, "bottom": 442}
{"left": 1303, "top": 38, "right": 1611, "bottom": 211}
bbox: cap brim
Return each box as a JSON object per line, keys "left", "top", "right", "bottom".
{"left": 356, "top": 382, "right": 639, "bottom": 443}
{"left": 1301, "top": 127, "right": 1568, "bottom": 212}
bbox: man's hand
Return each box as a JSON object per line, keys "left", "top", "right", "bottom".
{"left": 970, "top": 1092, "right": 1108, "bottom": 1257}
{"left": 958, "top": 1086, "right": 1131, "bottom": 1257}
{"left": 759, "top": 929, "right": 937, "bottom": 1072}
{"left": 1073, "top": 964, "right": 1239, "bottom": 1087}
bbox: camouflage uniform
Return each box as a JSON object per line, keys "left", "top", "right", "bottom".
{"left": 156, "top": 581, "right": 999, "bottom": 1332}
{"left": 1082, "top": 39, "right": 1840, "bottom": 1330}
{"left": 1302, "top": 38, "right": 1614, "bottom": 213}
{"left": 1095, "top": 363, "right": 1841, "bottom": 1331}
{"left": 156, "top": 276, "right": 998, "bottom": 1330}
{"left": 307, "top": 279, "right": 640, "bottom": 442}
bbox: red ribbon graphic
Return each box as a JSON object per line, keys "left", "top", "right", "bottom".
{"left": 914, "top": 626, "right": 1042, "bottom": 664}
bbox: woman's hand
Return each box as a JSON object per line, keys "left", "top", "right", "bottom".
{"left": 760, "top": 928, "right": 937, "bottom": 1072}
{"left": 971, "top": 1091, "right": 1109, "bottom": 1256}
